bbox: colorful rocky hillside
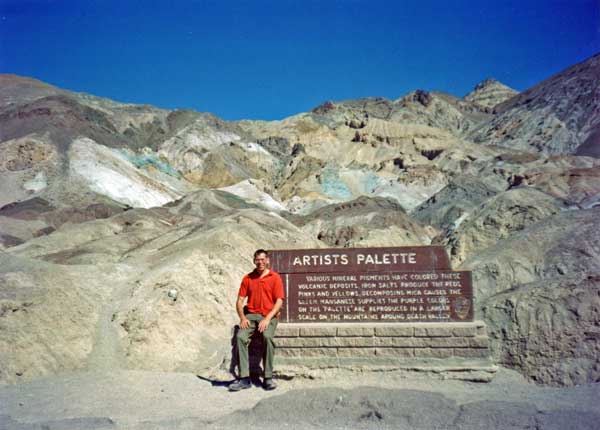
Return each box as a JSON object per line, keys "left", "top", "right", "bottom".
{"left": 1, "top": 54, "right": 599, "bottom": 386}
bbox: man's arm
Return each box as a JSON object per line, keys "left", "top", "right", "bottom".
{"left": 236, "top": 296, "right": 250, "bottom": 329}
{"left": 257, "top": 298, "right": 283, "bottom": 333}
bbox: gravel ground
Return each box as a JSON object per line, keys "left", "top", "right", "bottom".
{"left": 1, "top": 368, "right": 599, "bottom": 429}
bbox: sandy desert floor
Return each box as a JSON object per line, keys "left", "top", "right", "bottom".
{"left": 1, "top": 367, "right": 599, "bottom": 429}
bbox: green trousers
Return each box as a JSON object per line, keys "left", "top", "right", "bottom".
{"left": 236, "top": 313, "right": 278, "bottom": 378}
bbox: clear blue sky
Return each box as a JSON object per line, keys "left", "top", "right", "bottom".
{"left": 1, "top": 0, "right": 598, "bottom": 120}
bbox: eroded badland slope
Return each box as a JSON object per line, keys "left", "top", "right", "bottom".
{"left": 0, "top": 54, "right": 599, "bottom": 389}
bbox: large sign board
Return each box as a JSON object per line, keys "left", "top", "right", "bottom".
{"left": 270, "top": 247, "right": 473, "bottom": 323}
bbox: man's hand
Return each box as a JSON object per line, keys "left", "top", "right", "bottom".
{"left": 236, "top": 295, "right": 249, "bottom": 328}
{"left": 258, "top": 317, "right": 271, "bottom": 333}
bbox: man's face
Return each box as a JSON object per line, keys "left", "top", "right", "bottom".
{"left": 254, "top": 253, "right": 269, "bottom": 272}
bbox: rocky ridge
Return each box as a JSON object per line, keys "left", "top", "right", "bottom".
{"left": 464, "top": 78, "right": 519, "bottom": 109}
{"left": 1, "top": 53, "right": 599, "bottom": 386}
{"left": 469, "top": 53, "right": 600, "bottom": 156}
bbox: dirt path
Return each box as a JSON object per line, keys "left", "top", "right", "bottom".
{"left": 84, "top": 263, "right": 139, "bottom": 372}
{"left": 1, "top": 368, "right": 599, "bottom": 429}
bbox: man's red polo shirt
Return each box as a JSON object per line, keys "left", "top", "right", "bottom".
{"left": 238, "top": 270, "right": 285, "bottom": 317}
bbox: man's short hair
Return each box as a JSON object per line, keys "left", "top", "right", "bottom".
{"left": 253, "top": 249, "right": 268, "bottom": 259}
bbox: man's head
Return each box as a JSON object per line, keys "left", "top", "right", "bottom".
{"left": 253, "top": 249, "right": 269, "bottom": 273}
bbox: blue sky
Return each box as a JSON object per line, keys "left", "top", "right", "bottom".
{"left": 1, "top": 0, "right": 598, "bottom": 120}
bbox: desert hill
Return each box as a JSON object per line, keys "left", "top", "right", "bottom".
{"left": 0, "top": 53, "right": 599, "bottom": 388}
{"left": 469, "top": 53, "right": 600, "bottom": 156}
{"left": 464, "top": 78, "right": 518, "bottom": 109}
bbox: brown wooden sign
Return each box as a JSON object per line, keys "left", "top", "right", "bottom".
{"left": 269, "top": 247, "right": 473, "bottom": 323}
{"left": 270, "top": 246, "right": 451, "bottom": 274}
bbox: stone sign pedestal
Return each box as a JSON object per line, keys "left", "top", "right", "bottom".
{"left": 274, "top": 321, "right": 496, "bottom": 381}
{"left": 267, "top": 247, "right": 497, "bottom": 381}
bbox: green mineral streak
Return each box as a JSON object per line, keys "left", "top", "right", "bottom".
{"left": 363, "top": 172, "right": 383, "bottom": 193}
{"left": 123, "top": 152, "right": 181, "bottom": 179}
{"left": 320, "top": 166, "right": 352, "bottom": 200}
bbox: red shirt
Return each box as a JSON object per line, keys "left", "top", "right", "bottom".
{"left": 238, "top": 270, "right": 285, "bottom": 317}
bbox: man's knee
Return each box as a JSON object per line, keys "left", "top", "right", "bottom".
{"left": 262, "top": 328, "right": 276, "bottom": 342}
{"left": 237, "top": 328, "right": 252, "bottom": 344}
